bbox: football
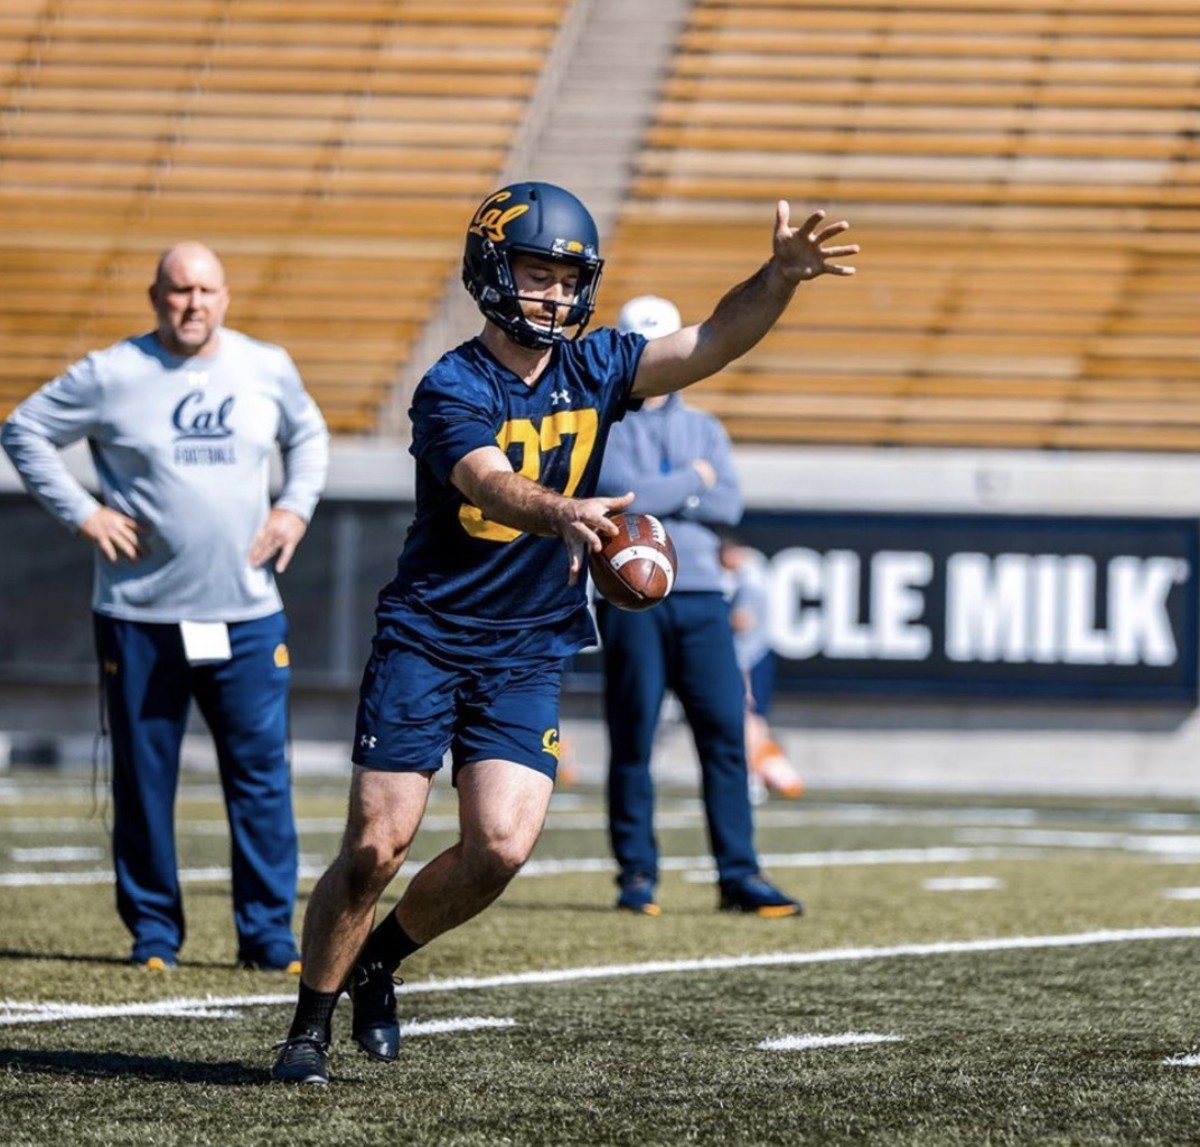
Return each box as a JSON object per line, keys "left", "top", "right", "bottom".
{"left": 588, "top": 512, "right": 677, "bottom": 611}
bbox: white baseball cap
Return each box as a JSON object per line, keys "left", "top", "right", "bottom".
{"left": 617, "top": 295, "right": 682, "bottom": 339}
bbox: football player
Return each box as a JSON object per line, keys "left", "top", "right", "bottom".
{"left": 273, "top": 181, "right": 856, "bottom": 1084}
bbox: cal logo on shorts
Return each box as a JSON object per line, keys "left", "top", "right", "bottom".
{"left": 273, "top": 643, "right": 290, "bottom": 668}
{"left": 541, "top": 728, "right": 560, "bottom": 760}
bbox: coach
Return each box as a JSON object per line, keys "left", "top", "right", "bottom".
{"left": 1, "top": 242, "right": 329, "bottom": 972}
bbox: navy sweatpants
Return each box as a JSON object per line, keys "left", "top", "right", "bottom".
{"left": 94, "top": 611, "right": 298, "bottom": 963}
{"left": 596, "top": 592, "right": 759, "bottom": 887}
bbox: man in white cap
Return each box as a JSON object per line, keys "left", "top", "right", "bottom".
{"left": 593, "top": 295, "right": 803, "bottom": 917}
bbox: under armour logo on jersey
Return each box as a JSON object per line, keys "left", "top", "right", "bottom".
{"left": 550, "top": 389, "right": 570, "bottom": 406}
{"left": 185, "top": 370, "right": 210, "bottom": 387}
{"left": 359, "top": 734, "right": 377, "bottom": 750}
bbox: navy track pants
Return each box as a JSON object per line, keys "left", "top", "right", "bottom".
{"left": 597, "top": 592, "right": 759, "bottom": 887}
{"left": 94, "top": 611, "right": 298, "bottom": 963}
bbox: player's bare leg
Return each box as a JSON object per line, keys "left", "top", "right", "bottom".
{"left": 345, "top": 759, "right": 552, "bottom": 1067}
{"left": 393, "top": 758, "right": 554, "bottom": 942}
{"left": 300, "top": 767, "right": 434, "bottom": 990}
{"left": 272, "top": 768, "right": 430, "bottom": 1083}
{"left": 333, "top": 758, "right": 552, "bottom": 1070}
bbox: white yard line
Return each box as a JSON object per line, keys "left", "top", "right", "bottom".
{"left": 759, "top": 1032, "right": 902, "bottom": 1051}
{"left": 0, "top": 806, "right": 1070, "bottom": 836}
{"left": 402, "top": 1016, "right": 515, "bottom": 1037}
{"left": 922, "top": 876, "right": 1004, "bottom": 892}
{"left": 9, "top": 847, "right": 104, "bottom": 862}
{"left": 1164, "top": 1052, "right": 1200, "bottom": 1067}
{"left": 0, "top": 869, "right": 116, "bottom": 887}
{"left": 12, "top": 801, "right": 1194, "bottom": 837}
{"left": 0, "top": 866, "right": 278, "bottom": 888}
{"left": 0, "top": 998, "right": 279, "bottom": 1024}
{"left": 956, "top": 828, "right": 1200, "bottom": 855}
{"left": 682, "top": 847, "right": 1032, "bottom": 881}
{"left": 398, "top": 926, "right": 1200, "bottom": 993}
{"left": 0, "top": 845, "right": 1040, "bottom": 888}
{"left": 0, "top": 996, "right": 514, "bottom": 1034}
{"left": 3, "top": 925, "right": 1198, "bottom": 1027}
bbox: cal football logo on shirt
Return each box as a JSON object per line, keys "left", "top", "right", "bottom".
{"left": 172, "top": 391, "right": 234, "bottom": 440}
{"left": 172, "top": 390, "right": 238, "bottom": 465}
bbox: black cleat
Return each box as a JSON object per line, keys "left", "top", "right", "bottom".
{"left": 271, "top": 1030, "right": 330, "bottom": 1085}
{"left": 348, "top": 961, "right": 401, "bottom": 1063}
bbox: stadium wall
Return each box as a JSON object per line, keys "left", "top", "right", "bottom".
{"left": 3, "top": 440, "right": 1200, "bottom": 797}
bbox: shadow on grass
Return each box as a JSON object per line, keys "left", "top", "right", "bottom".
{"left": 0, "top": 948, "right": 130, "bottom": 967}
{"left": 0, "top": 947, "right": 242, "bottom": 970}
{"left": 495, "top": 895, "right": 730, "bottom": 915}
{"left": 493, "top": 900, "right": 621, "bottom": 914}
{"left": 0, "top": 1046, "right": 267, "bottom": 1085}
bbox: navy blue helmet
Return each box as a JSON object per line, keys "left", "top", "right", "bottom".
{"left": 462, "top": 181, "right": 604, "bottom": 349}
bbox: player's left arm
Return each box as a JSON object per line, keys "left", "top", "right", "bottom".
{"left": 630, "top": 201, "right": 858, "bottom": 399}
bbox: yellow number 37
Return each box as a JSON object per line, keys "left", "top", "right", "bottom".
{"left": 459, "top": 408, "right": 598, "bottom": 542}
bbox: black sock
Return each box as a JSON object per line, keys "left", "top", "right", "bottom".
{"left": 357, "top": 908, "right": 423, "bottom": 974}
{"left": 288, "top": 982, "right": 340, "bottom": 1042}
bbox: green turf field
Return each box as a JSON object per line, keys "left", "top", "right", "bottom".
{"left": 3, "top": 769, "right": 1200, "bottom": 1145}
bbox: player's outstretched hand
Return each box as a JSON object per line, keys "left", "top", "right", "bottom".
{"left": 773, "top": 201, "right": 858, "bottom": 283}
{"left": 250, "top": 507, "right": 308, "bottom": 573}
{"left": 80, "top": 505, "right": 145, "bottom": 563}
{"left": 559, "top": 492, "right": 634, "bottom": 585}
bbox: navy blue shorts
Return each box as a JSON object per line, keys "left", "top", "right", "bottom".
{"left": 351, "top": 634, "right": 566, "bottom": 781}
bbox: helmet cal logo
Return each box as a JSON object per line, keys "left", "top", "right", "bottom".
{"left": 469, "top": 190, "right": 531, "bottom": 243}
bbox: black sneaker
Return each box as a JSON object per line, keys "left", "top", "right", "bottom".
{"left": 718, "top": 874, "right": 804, "bottom": 918}
{"left": 347, "top": 961, "right": 401, "bottom": 1062}
{"left": 271, "top": 1030, "right": 330, "bottom": 1085}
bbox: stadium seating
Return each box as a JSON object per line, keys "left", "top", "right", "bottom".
{"left": 0, "top": 0, "right": 564, "bottom": 431}
{"left": 3, "top": 1, "right": 1199, "bottom": 451}
{"left": 595, "top": 0, "right": 1200, "bottom": 450}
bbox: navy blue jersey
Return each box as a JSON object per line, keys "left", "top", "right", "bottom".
{"left": 380, "top": 327, "right": 644, "bottom": 642}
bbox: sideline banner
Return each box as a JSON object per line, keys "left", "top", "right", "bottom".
{"left": 736, "top": 510, "right": 1200, "bottom": 704}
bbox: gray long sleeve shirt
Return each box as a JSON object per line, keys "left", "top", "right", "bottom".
{"left": 1, "top": 327, "right": 329, "bottom": 623}
{"left": 595, "top": 391, "right": 743, "bottom": 593}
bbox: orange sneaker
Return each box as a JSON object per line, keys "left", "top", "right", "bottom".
{"left": 556, "top": 736, "right": 580, "bottom": 787}
{"left": 752, "top": 742, "right": 804, "bottom": 799}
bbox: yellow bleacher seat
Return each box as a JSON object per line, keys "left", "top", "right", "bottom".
{"left": 596, "top": 0, "right": 1200, "bottom": 451}
{"left": 0, "top": 3, "right": 565, "bottom": 433}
